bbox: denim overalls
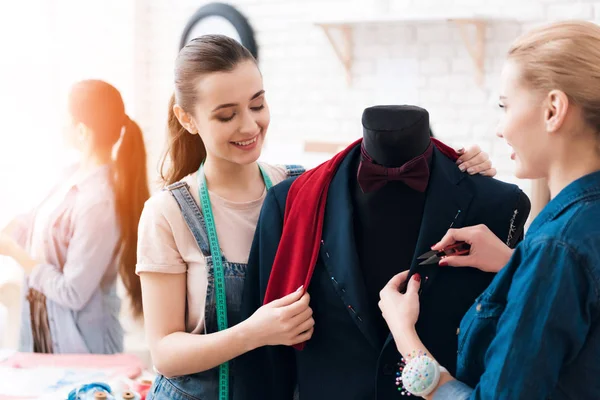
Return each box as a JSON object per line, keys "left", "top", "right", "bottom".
{"left": 148, "top": 165, "right": 304, "bottom": 400}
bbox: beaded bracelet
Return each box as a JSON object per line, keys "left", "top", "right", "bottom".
{"left": 395, "top": 351, "right": 447, "bottom": 397}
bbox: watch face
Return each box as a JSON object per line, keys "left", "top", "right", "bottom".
{"left": 180, "top": 3, "right": 259, "bottom": 60}
{"left": 184, "top": 15, "right": 242, "bottom": 45}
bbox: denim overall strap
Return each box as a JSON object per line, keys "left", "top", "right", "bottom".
{"left": 166, "top": 181, "right": 211, "bottom": 257}
{"left": 159, "top": 181, "right": 231, "bottom": 400}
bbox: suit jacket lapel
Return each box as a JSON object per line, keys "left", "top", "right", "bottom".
{"left": 320, "top": 145, "right": 474, "bottom": 352}
{"left": 383, "top": 147, "right": 474, "bottom": 350}
{"left": 408, "top": 147, "right": 473, "bottom": 293}
{"left": 320, "top": 145, "right": 381, "bottom": 350}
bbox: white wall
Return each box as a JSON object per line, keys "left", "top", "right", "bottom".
{"left": 2, "top": 0, "right": 596, "bottom": 225}
{"left": 134, "top": 0, "right": 600, "bottom": 198}
{"left": 0, "top": 0, "right": 136, "bottom": 223}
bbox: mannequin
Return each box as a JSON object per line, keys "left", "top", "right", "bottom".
{"left": 236, "top": 104, "right": 531, "bottom": 400}
{"left": 352, "top": 105, "right": 433, "bottom": 344}
{"left": 361, "top": 105, "right": 431, "bottom": 165}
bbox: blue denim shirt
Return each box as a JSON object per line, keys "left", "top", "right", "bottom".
{"left": 435, "top": 170, "right": 600, "bottom": 399}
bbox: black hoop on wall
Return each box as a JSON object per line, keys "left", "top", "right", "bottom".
{"left": 179, "top": 2, "right": 259, "bottom": 61}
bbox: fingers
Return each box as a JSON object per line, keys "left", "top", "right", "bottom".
{"left": 382, "top": 270, "right": 410, "bottom": 292}
{"left": 280, "top": 292, "right": 311, "bottom": 318}
{"left": 267, "top": 285, "right": 304, "bottom": 308}
{"left": 405, "top": 273, "right": 421, "bottom": 295}
{"left": 458, "top": 151, "right": 489, "bottom": 174}
{"left": 456, "top": 143, "right": 497, "bottom": 176}
{"left": 465, "top": 159, "right": 492, "bottom": 175}
{"left": 293, "top": 315, "right": 315, "bottom": 336}
{"left": 432, "top": 228, "right": 472, "bottom": 251}
{"left": 456, "top": 144, "right": 481, "bottom": 167}
{"left": 289, "top": 305, "right": 313, "bottom": 327}
{"left": 290, "top": 327, "right": 314, "bottom": 345}
{"left": 479, "top": 167, "right": 497, "bottom": 177}
{"left": 438, "top": 254, "right": 475, "bottom": 268}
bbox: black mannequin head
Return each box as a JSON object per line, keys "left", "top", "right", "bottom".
{"left": 362, "top": 105, "right": 432, "bottom": 167}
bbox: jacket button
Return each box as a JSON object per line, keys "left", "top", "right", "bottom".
{"left": 456, "top": 327, "right": 460, "bottom": 335}
{"left": 476, "top": 303, "right": 482, "bottom": 312}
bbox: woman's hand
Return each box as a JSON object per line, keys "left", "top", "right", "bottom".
{"left": 0, "top": 232, "right": 38, "bottom": 273}
{"left": 0, "top": 232, "right": 17, "bottom": 257}
{"left": 432, "top": 225, "right": 513, "bottom": 273}
{"left": 457, "top": 145, "right": 496, "bottom": 177}
{"left": 243, "top": 286, "right": 314, "bottom": 349}
{"left": 378, "top": 271, "right": 422, "bottom": 334}
{"left": 379, "top": 272, "right": 457, "bottom": 400}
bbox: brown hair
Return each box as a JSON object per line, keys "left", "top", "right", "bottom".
{"left": 508, "top": 20, "right": 600, "bottom": 135}
{"left": 160, "top": 34, "right": 257, "bottom": 185}
{"left": 69, "top": 80, "right": 149, "bottom": 318}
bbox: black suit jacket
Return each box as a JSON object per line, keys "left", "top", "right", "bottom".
{"left": 235, "top": 147, "right": 530, "bottom": 400}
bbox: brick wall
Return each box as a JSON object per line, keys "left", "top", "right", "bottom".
{"left": 136, "top": 0, "right": 598, "bottom": 196}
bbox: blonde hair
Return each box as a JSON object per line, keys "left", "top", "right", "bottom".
{"left": 508, "top": 20, "right": 600, "bottom": 135}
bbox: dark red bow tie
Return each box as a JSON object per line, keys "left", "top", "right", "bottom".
{"left": 357, "top": 142, "right": 433, "bottom": 193}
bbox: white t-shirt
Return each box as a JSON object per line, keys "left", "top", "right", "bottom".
{"left": 136, "top": 163, "right": 289, "bottom": 334}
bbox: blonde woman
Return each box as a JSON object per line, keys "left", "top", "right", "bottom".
{"left": 379, "top": 20, "right": 600, "bottom": 399}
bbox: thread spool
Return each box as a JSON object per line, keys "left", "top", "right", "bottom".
{"left": 131, "top": 379, "right": 152, "bottom": 400}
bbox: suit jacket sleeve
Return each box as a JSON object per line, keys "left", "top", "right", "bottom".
{"left": 235, "top": 188, "right": 297, "bottom": 400}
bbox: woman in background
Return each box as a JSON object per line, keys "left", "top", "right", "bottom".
{"left": 0, "top": 80, "right": 148, "bottom": 354}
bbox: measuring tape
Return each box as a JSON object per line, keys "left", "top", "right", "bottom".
{"left": 198, "top": 163, "right": 272, "bottom": 400}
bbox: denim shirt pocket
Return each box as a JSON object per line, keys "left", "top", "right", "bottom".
{"left": 456, "top": 295, "right": 505, "bottom": 385}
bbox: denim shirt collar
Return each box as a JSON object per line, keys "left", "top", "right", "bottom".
{"left": 528, "top": 170, "right": 600, "bottom": 236}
